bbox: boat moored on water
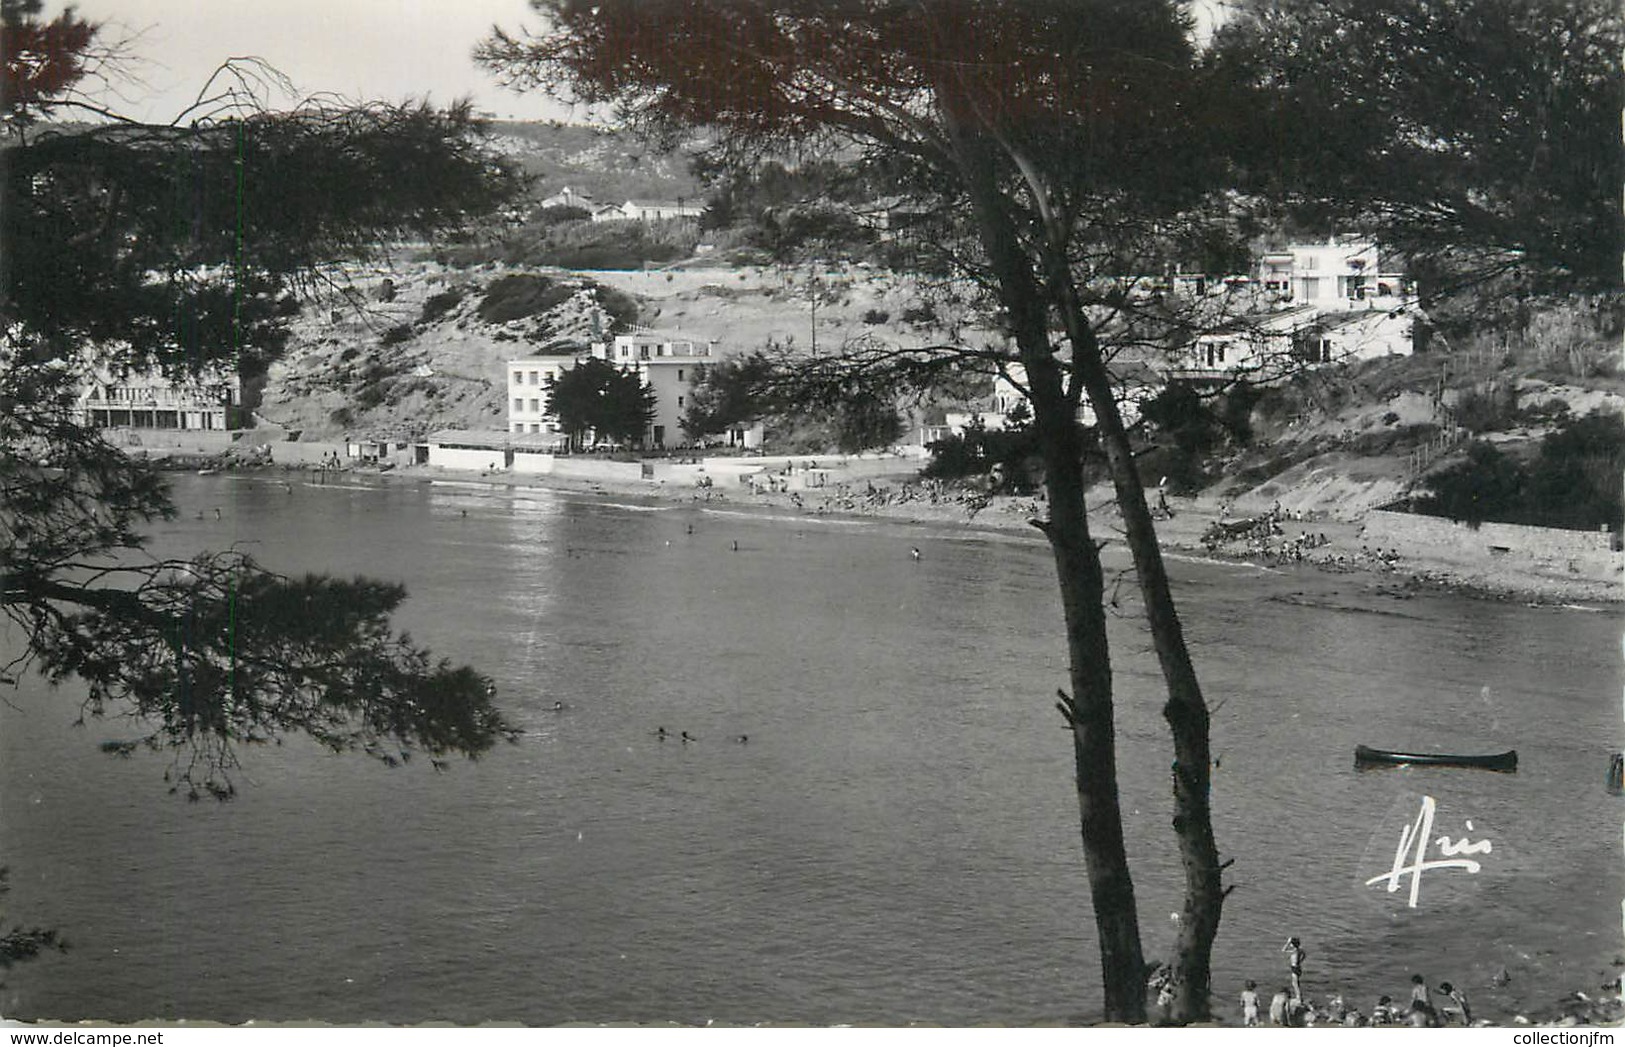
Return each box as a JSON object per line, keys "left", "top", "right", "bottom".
{"left": 1354, "top": 745, "right": 1518, "bottom": 772}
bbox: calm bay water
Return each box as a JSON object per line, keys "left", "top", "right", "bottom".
{"left": 1, "top": 474, "right": 1618, "bottom": 1024}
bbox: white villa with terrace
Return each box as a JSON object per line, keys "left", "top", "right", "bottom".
{"left": 1168, "top": 236, "right": 1422, "bottom": 384}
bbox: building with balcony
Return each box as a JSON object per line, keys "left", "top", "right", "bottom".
{"left": 76, "top": 364, "right": 244, "bottom": 431}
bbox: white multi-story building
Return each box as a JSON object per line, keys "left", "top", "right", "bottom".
{"left": 506, "top": 330, "right": 759, "bottom": 450}
{"left": 1257, "top": 237, "right": 1411, "bottom": 311}
{"left": 505, "top": 356, "right": 581, "bottom": 442}
{"left": 594, "top": 330, "right": 716, "bottom": 449}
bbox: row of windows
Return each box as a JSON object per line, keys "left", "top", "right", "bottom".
{"left": 91, "top": 385, "right": 233, "bottom": 404}
{"left": 511, "top": 394, "right": 683, "bottom": 414}
{"left": 511, "top": 365, "right": 692, "bottom": 385}
{"left": 616, "top": 342, "right": 699, "bottom": 360}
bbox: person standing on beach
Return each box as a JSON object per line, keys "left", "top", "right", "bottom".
{"left": 1240, "top": 981, "right": 1260, "bottom": 1026}
{"left": 1438, "top": 981, "right": 1472, "bottom": 1025}
{"left": 1282, "top": 937, "right": 1307, "bottom": 1000}
{"left": 1408, "top": 974, "right": 1439, "bottom": 1026}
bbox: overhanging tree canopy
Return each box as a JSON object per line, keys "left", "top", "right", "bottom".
{"left": 2, "top": 1, "right": 525, "bottom": 798}
{"left": 1214, "top": 0, "right": 1625, "bottom": 295}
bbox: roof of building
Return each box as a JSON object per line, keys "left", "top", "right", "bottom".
{"left": 1311, "top": 307, "right": 1414, "bottom": 331}
{"left": 425, "top": 429, "right": 519, "bottom": 448}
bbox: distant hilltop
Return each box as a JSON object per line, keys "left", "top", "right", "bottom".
{"left": 484, "top": 120, "right": 704, "bottom": 208}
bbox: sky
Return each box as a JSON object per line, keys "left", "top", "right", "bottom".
{"left": 69, "top": 0, "right": 579, "bottom": 123}
{"left": 66, "top": 1, "right": 1230, "bottom": 126}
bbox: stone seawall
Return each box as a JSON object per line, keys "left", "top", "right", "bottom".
{"left": 1360, "top": 509, "right": 1621, "bottom": 585}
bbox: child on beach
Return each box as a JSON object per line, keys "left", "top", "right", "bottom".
{"left": 1409, "top": 974, "right": 1439, "bottom": 1027}
{"left": 1240, "top": 981, "right": 1260, "bottom": 1026}
{"left": 1268, "top": 987, "right": 1291, "bottom": 1026}
{"left": 1372, "top": 995, "right": 1396, "bottom": 1025}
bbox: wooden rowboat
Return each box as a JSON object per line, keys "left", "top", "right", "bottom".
{"left": 1354, "top": 745, "right": 1518, "bottom": 773}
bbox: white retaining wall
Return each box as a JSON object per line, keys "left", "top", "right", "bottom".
{"left": 1361, "top": 509, "right": 1621, "bottom": 583}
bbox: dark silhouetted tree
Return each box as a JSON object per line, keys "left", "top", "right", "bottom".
{"left": 546, "top": 357, "right": 657, "bottom": 449}
{"left": 680, "top": 352, "right": 775, "bottom": 443}
{"left": 3, "top": 3, "right": 524, "bottom": 799}
{"left": 1216, "top": 0, "right": 1624, "bottom": 296}
{"left": 482, "top": 0, "right": 1254, "bottom": 1020}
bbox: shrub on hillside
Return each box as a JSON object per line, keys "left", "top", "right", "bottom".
{"left": 594, "top": 286, "right": 640, "bottom": 332}
{"left": 1415, "top": 411, "right": 1624, "bottom": 529}
{"left": 379, "top": 323, "right": 414, "bottom": 347}
{"left": 862, "top": 308, "right": 890, "bottom": 325}
{"left": 535, "top": 205, "right": 591, "bottom": 225}
{"left": 418, "top": 288, "right": 466, "bottom": 324}
{"left": 355, "top": 381, "right": 390, "bottom": 410}
{"left": 922, "top": 415, "right": 1042, "bottom": 493}
{"left": 1135, "top": 444, "right": 1211, "bottom": 496}
{"left": 1452, "top": 382, "right": 1519, "bottom": 432}
{"left": 1524, "top": 410, "right": 1625, "bottom": 530}
{"left": 478, "top": 274, "right": 576, "bottom": 323}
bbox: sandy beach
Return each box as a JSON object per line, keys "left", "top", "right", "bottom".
{"left": 270, "top": 457, "right": 1619, "bottom": 606}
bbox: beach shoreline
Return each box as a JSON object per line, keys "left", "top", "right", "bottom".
{"left": 239, "top": 456, "right": 1621, "bottom": 606}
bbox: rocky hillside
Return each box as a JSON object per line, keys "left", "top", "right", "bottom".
{"left": 1213, "top": 351, "right": 1625, "bottom": 519}
{"left": 254, "top": 264, "right": 637, "bottom": 438}
{"left": 253, "top": 261, "right": 985, "bottom": 440}
{"left": 255, "top": 257, "right": 1622, "bottom": 529}
{"left": 487, "top": 122, "right": 703, "bottom": 206}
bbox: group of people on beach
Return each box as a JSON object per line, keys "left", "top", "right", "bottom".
{"left": 1232, "top": 937, "right": 1474, "bottom": 1027}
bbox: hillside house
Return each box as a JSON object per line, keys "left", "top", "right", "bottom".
{"left": 1291, "top": 308, "right": 1418, "bottom": 364}
{"left": 538, "top": 187, "right": 594, "bottom": 212}
{"left": 589, "top": 199, "right": 699, "bottom": 223}
{"left": 1257, "top": 237, "right": 1411, "bottom": 312}
{"left": 1167, "top": 305, "right": 1321, "bottom": 385}
{"left": 1158, "top": 237, "right": 1420, "bottom": 385}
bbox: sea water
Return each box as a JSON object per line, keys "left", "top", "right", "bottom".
{"left": 0, "top": 474, "right": 1617, "bottom": 1024}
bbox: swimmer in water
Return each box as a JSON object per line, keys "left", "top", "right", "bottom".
{"left": 910, "top": 547, "right": 921, "bottom": 560}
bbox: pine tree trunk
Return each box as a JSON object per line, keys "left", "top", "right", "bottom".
{"left": 1036, "top": 402, "right": 1150, "bottom": 1024}
{"left": 1063, "top": 328, "right": 1225, "bottom": 1024}
{"left": 934, "top": 92, "right": 1148, "bottom": 1022}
